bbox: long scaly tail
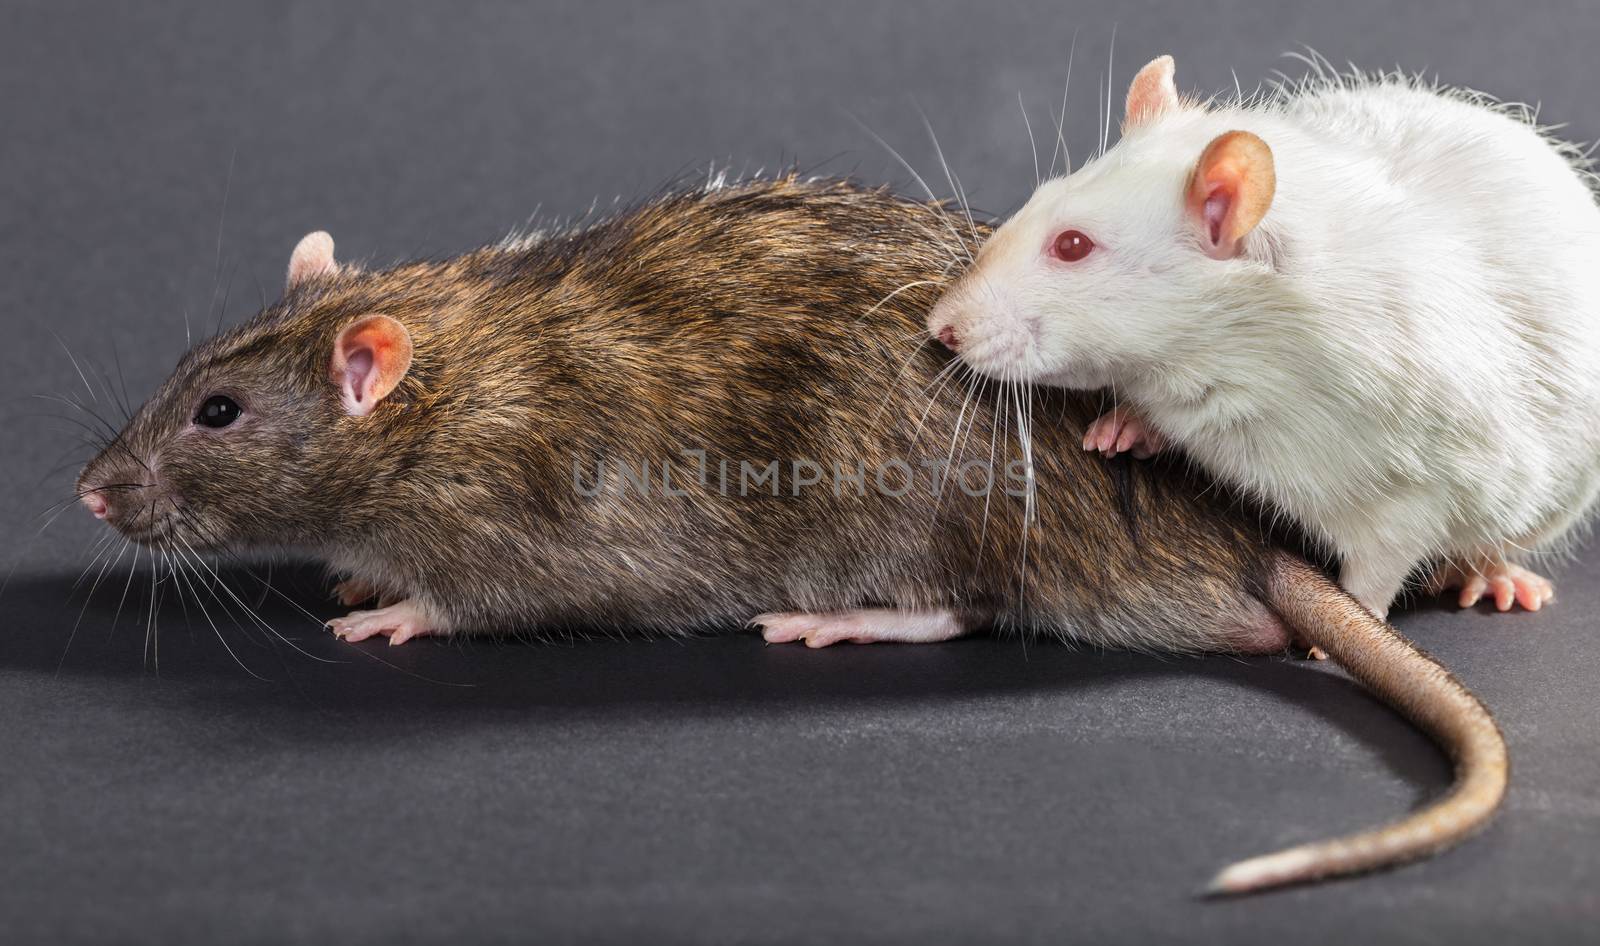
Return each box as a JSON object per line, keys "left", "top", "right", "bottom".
{"left": 1207, "top": 552, "right": 1509, "bottom": 895}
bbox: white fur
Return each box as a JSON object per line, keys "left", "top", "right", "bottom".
{"left": 932, "top": 61, "right": 1600, "bottom": 613}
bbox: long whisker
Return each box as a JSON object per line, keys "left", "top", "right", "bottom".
{"left": 933, "top": 363, "right": 978, "bottom": 513}
{"left": 854, "top": 280, "right": 942, "bottom": 323}
{"left": 1016, "top": 370, "right": 1035, "bottom": 652}
{"left": 1019, "top": 91, "right": 1041, "bottom": 189}
{"left": 172, "top": 533, "right": 337, "bottom": 664}
{"left": 109, "top": 540, "right": 141, "bottom": 644}
{"left": 176, "top": 513, "right": 340, "bottom": 632}
{"left": 178, "top": 524, "right": 472, "bottom": 687}
{"left": 68, "top": 529, "right": 120, "bottom": 594}
{"left": 141, "top": 497, "right": 162, "bottom": 670}
{"left": 166, "top": 541, "right": 266, "bottom": 680}
{"left": 33, "top": 393, "right": 122, "bottom": 446}
{"left": 907, "top": 357, "right": 968, "bottom": 448}
{"left": 1048, "top": 30, "right": 1079, "bottom": 177}
{"left": 37, "top": 390, "right": 152, "bottom": 475}
{"left": 917, "top": 107, "right": 982, "bottom": 251}
{"left": 209, "top": 146, "right": 237, "bottom": 336}
{"left": 944, "top": 363, "right": 989, "bottom": 521}
{"left": 52, "top": 332, "right": 98, "bottom": 405}
{"left": 1103, "top": 24, "right": 1118, "bottom": 157}
{"left": 977, "top": 372, "right": 1000, "bottom": 560}
{"left": 57, "top": 535, "right": 130, "bottom": 673}
{"left": 869, "top": 337, "right": 941, "bottom": 430}
{"left": 1096, "top": 75, "right": 1106, "bottom": 161}
{"left": 108, "top": 345, "right": 136, "bottom": 425}
{"left": 147, "top": 545, "right": 163, "bottom": 671}
{"left": 848, "top": 113, "right": 973, "bottom": 262}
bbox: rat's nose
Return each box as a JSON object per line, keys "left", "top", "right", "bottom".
{"left": 935, "top": 324, "right": 960, "bottom": 352}
{"left": 82, "top": 490, "right": 109, "bottom": 520}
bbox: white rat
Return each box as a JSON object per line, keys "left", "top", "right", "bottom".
{"left": 929, "top": 54, "right": 1600, "bottom": 617}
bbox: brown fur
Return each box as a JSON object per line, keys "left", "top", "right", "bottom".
{"left": 80, "top": 175, "right": 1277, "bottom": 650}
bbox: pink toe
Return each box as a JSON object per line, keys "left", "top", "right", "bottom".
{"left": 1104, "top": 422, "right": 1123, "bottom": 452}
{"left": 1491, "top": 578, "right": 1515, "bottom": 611}
{"left": 336, "top": 624, "right": 371, "bottom": 643}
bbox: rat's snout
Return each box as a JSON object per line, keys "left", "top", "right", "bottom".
{"left": 76, "top": 477, "right": 162, "bottom": 541}
{"left": 81, "top": 490, "right": 108, "bottom": 519}
{"left": 77, "top": 479, "right": 140, "bottom": 528}
{"left": 927, "top": 280, "right": 1037, "bottom": 380}
{"left": 927, "top": 288, "right": 969, "bottom": 352}
{"left": 77, "top": 447, "right": 166, "bottom": 541}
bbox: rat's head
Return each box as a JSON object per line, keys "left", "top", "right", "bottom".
{"left": 929, "top": 55, "right": 1277, "bottom": 392}
{"left": 76, "top": 231, "right": 415, "bottom": 553}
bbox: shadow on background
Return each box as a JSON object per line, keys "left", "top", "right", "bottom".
{"left": 0, "top": 561, "right": 1451, "bottom": 808}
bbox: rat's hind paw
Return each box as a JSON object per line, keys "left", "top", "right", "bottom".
{"left": 750, "top": 609, "right": 969, "bottom": 648}
{"left": 1082, "top": 406, "right": 1165, "bottom": 460}
{"left": 328, "top": 599, "right": 446, "bottom": 646}
{"left": 1429, "top": 558, "right": 1554, "bottom": 612}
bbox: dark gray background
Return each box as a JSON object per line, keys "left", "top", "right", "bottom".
{"left": 3, "top": 1, "right": 1597, "bottom": 943}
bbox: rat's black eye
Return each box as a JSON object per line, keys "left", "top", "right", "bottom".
{"left": 195, "top": 395, "right": 242, "bottom": 429}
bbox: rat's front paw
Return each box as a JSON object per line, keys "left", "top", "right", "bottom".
{"left": 1083, "top": 406, "right": 1165, "bottom": 459}
{"left": 1429, "top": 558, "right": 1554, "bottom": 612}
{"left": 328, "top": 599, "right": 446, "bottom": 646}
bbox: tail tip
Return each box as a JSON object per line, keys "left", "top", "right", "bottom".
{"left": 1199, "top": 864, "right": 1254, "bottom": 899}
{"left": 1201, "top": 851, "right": 1309, "bottom": 898}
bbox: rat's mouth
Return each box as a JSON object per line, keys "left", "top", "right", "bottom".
{"left": 115, "top": 511, "right": 177, "bottom": 547}
{"left": 955, "top": 318, "right": 1044, "bottom": 378}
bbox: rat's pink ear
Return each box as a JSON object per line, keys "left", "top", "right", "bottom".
{"left": 287, "top": 230, "right": 337, "bottom": 289}
{"left": 1124, "top": 55, "right": 1179, "bottom": 131}
{"left": 1187, "top": 130, "right": 1275, "bottom": 259}
{"left": 329, "top": 314, "right": 413, "bottom": 417}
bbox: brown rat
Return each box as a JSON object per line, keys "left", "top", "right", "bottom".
{"left": 76, "top": 174, "right": 1504, "bottom": 893}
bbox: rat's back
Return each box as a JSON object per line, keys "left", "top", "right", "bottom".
{"left": 1266, "top": 75, "right": 1600, "bottom": 554}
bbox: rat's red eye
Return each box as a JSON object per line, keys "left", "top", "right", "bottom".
{"left": 1052, "top": 229, "right": 1095, "bottom": 262}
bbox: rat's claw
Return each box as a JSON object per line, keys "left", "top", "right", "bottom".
{"left": 1083, "top": 406, "right": 1165, "bottom": 459}
{"left": 753, "top": 613, "right": 843, "bottom": 647}
{"left": 327, "top": 599, "right": 445, "bottom": 645}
